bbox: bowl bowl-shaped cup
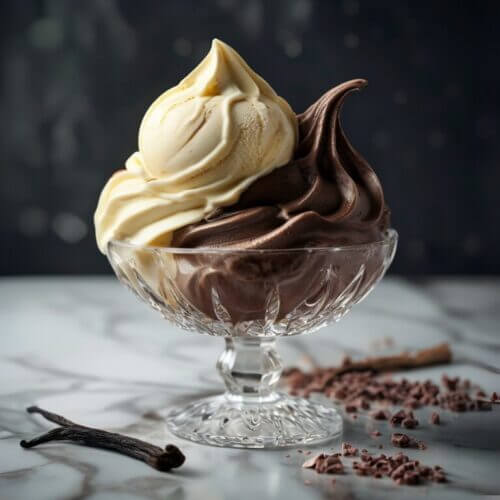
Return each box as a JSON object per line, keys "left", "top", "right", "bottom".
{"left": 107, "top": 229, "right": 397, "bottom": 448}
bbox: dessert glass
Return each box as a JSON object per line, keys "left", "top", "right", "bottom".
{"left": 107, "top": 229, "right": 397, "bottom": 448}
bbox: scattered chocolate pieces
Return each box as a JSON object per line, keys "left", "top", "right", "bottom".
{"left": 283, "top": 345, "right": 493, "bottom": 417}
{"left": 309, "top": 448, "right": 446, "bottom": 485}
{"left": 287, "top": 346, "right": 496, "bottom": 489}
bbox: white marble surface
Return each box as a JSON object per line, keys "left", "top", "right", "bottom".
{"left": 1, "top": 276, "right": 499, "bottom": 499}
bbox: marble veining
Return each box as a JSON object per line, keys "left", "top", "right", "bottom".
{"left": 1, "top": 277, "right": 499, "bottom": 499}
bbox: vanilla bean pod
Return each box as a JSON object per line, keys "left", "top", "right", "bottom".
{"left": 20, "top": 406, "right": 185, "bottom": 472}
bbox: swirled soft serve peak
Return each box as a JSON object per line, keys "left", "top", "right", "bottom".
{"left": 95, "top": 39, "right": 389, "bottom": 254}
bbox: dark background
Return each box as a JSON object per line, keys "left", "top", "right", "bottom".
{"left": 1, "top": 0, "right": 499, "bottom": 275}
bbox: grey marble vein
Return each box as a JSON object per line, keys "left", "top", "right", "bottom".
{"left": 1, "top": 277, "right": 499, "bottom": 499}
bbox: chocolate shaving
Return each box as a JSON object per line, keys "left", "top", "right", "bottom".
{"left": 20, "top": 406, "right": 185, "bottom": 472}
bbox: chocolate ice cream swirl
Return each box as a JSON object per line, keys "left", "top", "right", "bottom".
{"left": 172, "top": 79, "right": 390, "bottom": 249}
{"left": 167, "top": 79, "right": 391, "bottom": 322}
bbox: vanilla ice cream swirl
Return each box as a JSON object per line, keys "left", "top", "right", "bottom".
{"left": 95, "top": 39, "right": 297, "bottom": 252}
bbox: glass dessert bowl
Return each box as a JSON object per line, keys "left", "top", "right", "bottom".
{"left": 107, "top": 229, "right": 397, "bottom": 448}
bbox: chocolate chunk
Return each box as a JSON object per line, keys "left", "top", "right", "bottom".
{"left": 371, "top": 409, "right": 389, "bottom": 420}
{"left": 341, "top": 442, "right": 358, "bottom": 457}
{"left": 390, "top": 409, "right": 407, "bottom": 426}
{"left": 326, "top": 462, "right": 344, "bottom": 474}
{"left": 430, "top": 412, "right": 440, "bottom": 425}
{"left": 310, "top": 453, "right": 344, "bottom": 474}
{"left": 442, "top": 375, "right": 459, "bottom": 391}
{"left": 402, "top": 417, "right": 419, "bottom": 429}
{"left": 391, "top": 433, "right": 411, "bottom": 448}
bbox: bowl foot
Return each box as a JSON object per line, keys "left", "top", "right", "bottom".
{"left": 166, "top": 393, "right": 342, "bottom": 448}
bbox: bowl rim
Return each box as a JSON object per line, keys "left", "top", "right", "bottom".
{"left": 107, "top": 228, "right": 398, "bottom": 255}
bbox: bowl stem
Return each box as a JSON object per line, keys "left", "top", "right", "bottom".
{"left": 216, "top": 338, "right": 282, "bottom": 403}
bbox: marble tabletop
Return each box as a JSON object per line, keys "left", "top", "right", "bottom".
{"left": 1, "top": 276, "right": 499, "bottom": 500}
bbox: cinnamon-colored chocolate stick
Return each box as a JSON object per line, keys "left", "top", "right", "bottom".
{"left": 333, "top": 343, "right": 452, "bottom": 376}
